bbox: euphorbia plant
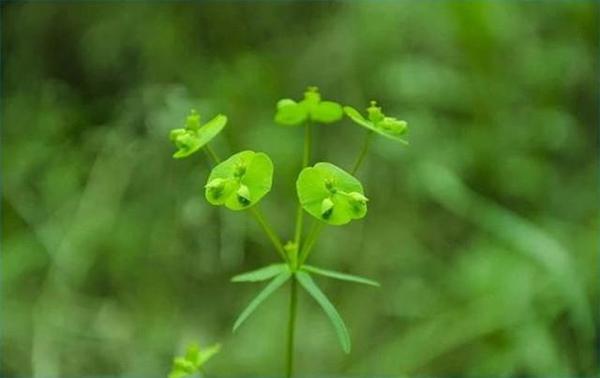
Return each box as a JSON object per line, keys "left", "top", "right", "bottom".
{"left": 168, "top": 87, "right": 408, "bottom": 377}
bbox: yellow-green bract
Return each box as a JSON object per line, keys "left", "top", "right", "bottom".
{"left": 274, "top": 86, "right": 343, "bottom": 126}
{"left": 169, "top": 110, "right": 227, "bottom": 159}
{"left": 296, "top": 162, "right": 368, "bottom": 226}
{"left": 205, "top": 150, "right": 274, "bottom": 211}
{"left": 344, "top": 101, "right": 408, "bottom": 144}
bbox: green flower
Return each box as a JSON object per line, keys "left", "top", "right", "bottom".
{"left": 205, "top": 150, "right": 274, "bottom": 211}
{"left": 275, "top": 86, "right": 343, "bottom": 126}
{"left": 169, "top": 109, "right": 227, "bottom": 159}
{"left": 344, "top": 101, "right": 408, "bottom": 144}
{"left": 296, "top": 162, "right": 368, "bottom": 226}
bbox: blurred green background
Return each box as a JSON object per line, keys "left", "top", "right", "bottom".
{"left": 2, "top": 2, "right": 598, "bottom": 377}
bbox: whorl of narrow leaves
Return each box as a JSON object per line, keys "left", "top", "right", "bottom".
{"left": 344, "top": 101, "right": 408, "bottom": 144}
{"left": 169, "top": 110, "right": 228, "bottom": 158}
{"left": 205, "top": 150, "right": 274, "bottom": 211}
{"left": 275, "top": 86, "right": 343, "bottom": 126}
{"left": 296, "top": 162, "right": 368, "bottom": 226}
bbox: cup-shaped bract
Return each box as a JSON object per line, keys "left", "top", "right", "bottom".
{"left": 205, "top": 150, "right": 274, "bottom": 211}
{"left": 169, "top": 110, "right": 228, "bottom": 159}
{"left": 296, "top": 162, "right": 368, "bottom": 226}
{"left": 344, "top": 101, "right": 408, "bottom": 144}
{"left": 275, "top": 86, "right": 343, "bottom": 126}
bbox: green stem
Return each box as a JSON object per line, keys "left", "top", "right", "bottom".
{"left": 351, "top": 130, "right": 373, "bottom": 175}
{"left": 204, "top": 144, "right": 221, "bottom": 164}
{"left": 294, "top": 123, "right": 312, "bottom": 249}
{"left": 287, "top": 123, "right": 312, "bottom": 378}
{"left": 285, "top": 277, "right": 298, "bottom": 378}
{"left": 250, "top": 206, "right": 287, "bottom": 262}
{"left": 302, "top": 122, "right": 312, "bottom": 167}
{"left": 298, "top": 221, "right": 325, "bottom": 266}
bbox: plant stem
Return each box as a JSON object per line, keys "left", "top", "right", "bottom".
{"left": 293, "top": 123, "right": 312, "bottom": 249}
{"left": 298, "top": 221, "right": 325, "bottom": 266}
{"left": 351, "top": 130, "right": 373, "bottom": 175}
{"left": 204, "top": 144, "right": 222, "bottom": 164}
{"left": 249, "top": 206, "right": 287, "bottom": 261}
{"left": 285, "top": 277, "right": 298, "bottom": 378}
{"left": 287, "top": 123, "right": 312, "bottom": 377}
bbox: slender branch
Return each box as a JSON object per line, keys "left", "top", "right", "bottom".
{"left": 250, "top": 206, "right": 287, "bottom": 262}
{"left": 293, "top": 123, "right": 312, "bottom": 249}
{"left": 351, "top": 130, "right": 373, "bottom": 175}
{"left": 302, "top": 122, "right": 312, "bottom": 167}
{"left": 285, "top": 277, "right": 298, "bottom": 378}
{"left": 204, "top": 144, "right": 221, "bottom": 164}
{"left": 298, "top": 221, "right": 325, "bottom": 266}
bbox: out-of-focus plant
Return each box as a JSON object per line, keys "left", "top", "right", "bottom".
{"left": 168, "top": 343, "right": 220, "bottom": 378}
{"left": 167, "top": 87, "right": 408, "bottom": 377}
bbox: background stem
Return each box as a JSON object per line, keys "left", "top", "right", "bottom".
{"left": 294, "top": 123, "right": 312, "bottom": 249}
{"left": 285, "top": 277, "right": 298, "bottom": 378}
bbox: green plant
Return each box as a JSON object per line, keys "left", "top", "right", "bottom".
{"left": 168, "top": 87, "right": 408, "bottom": 377}
{"left": 168, "top": 343, "right": 221, "bottom": 378}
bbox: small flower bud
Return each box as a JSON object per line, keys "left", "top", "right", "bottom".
{"left": 169, "top": 128, "right": 186, "bottom": 142}
{"left": 175, "top": 132, "right": 197, "bottom": 150}
{"left": 348, "top": 192, "right": 369, "bottom": 204}
{"left": 185, "top": 109, "right": 201, "bottom": 130}
{"left": 304, "top": 86, "right": 321, "bottom": 105}
{"left": 284, "top": 241, "right": 298, "bottom": 267}
{"left": 324, "top": 178, "right": 336, "bottom": 193}
{"left": 379, "top": 117, "right": 407, "bottom": 135}
{"left": 236, "top": 184, "right": 251, "bottom": 206}
{"left": 234, "top": 163, "right": 247, "bottom": 178}
{"left": 367, "top": 101, "right": 384, "bottom": 123}
{"left": 205, "top": 178, "right": 226, "bottom": 190}
{"left": 321, "top": 197, "right": 334, "bottom": 219}
{"left": 284, "top": 241, "right": 298, "bottom": 255}
{"left": 205, "top": 178, "right": 227, "bottom": 199}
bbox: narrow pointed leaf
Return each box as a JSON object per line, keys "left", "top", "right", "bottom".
{"left": 302, "top": 265, "right": 380, "bottom": 287}
{"left": 231, "top": 264, "right": 288, "bottom": 282}
{"left": 233, "top": 271, "right": 291, "bottom": 332}
{"left": 296, "top": 271, "right": 351, "bottom": 353}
